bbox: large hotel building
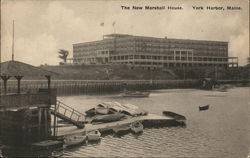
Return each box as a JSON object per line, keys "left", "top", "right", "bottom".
{"left": 71, "top": 34, "right": 238, "bottom": 69}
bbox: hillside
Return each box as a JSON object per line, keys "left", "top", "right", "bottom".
{"left": 41, "top": 64, "right": 176, "bottom": 80}
{"left": 14, "top": 63, "right": 248, "bottom": 80}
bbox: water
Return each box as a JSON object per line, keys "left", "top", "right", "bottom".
{"left": 56, "top": 87, "right": 250, "bottom": 157}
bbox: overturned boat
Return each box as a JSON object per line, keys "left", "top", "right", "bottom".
{"left": 85, "top": 102, "right": 148, "bottom": 118}
{"left": 91, "top": 113, "right": 126, "bottom": 123}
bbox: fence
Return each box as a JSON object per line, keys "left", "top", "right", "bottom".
{"left": 0, "top": 80, "right": 199, "bottom": 96}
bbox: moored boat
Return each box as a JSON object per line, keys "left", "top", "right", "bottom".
{"left": 63, "top": 135, "right": 86, "bottom": 147}
{"left": 113, "top": 124, "right": 130, "bottom": 135}
{"left": 130, "top": 121, "right": 143, "bottom": 134}
{"left": 162, "top": 111, "right": 186, "bottom": 122}
{"left": 199, "top": 104, "right": 210, "bottom": 111}
{"left": 87, "top": 130, "right": 101, "bottom": 141}
{"left": 121, "top": 91, "right": 150, "bottom": 97}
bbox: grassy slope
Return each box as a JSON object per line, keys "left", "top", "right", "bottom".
{"left": 42, "top": 65, "right": 176, "bottom": 80}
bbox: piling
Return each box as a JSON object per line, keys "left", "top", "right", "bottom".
{"left": 0, "top": 106, "right": 52, "bottom": 146}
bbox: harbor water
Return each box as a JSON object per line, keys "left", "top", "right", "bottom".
{"left": 56, "top": 87, "right": 250, "bottom": 157}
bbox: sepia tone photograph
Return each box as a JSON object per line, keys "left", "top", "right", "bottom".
{"left": 0, "top": 0, "right": 249, "bottom": 157}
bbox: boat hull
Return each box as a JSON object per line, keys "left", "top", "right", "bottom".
{"left": 64, "top": 135, "right": 86, "bottom": 147}
{"left": 199, "top": 105, "right": 210, "bottom": 111}
{"left": 87, "top": 130, "right": 101, "bottom": 142}
{"left": 95, "top": 107, "right": 109, "bottom": 115}
{"left": 162, "top": 111, "right": 186, "bottom": 121}
{"left": 91, "top": 113, "right": 126, "bottom": 123}
{"left": 113, "top": 125, "right": 130, "bottom": 135}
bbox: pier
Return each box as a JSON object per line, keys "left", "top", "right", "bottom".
{"left": 57, "top": 113, "right": 184, "bottom": 137}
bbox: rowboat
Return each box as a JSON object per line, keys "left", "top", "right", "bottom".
{"left": 64, "top": 135, "right": 86, "bottom": 147}
{"left": 87, "top": 130, "right": 101, "bottom": 141}
{"left": 121, "top": 91, "right": 150, "bottom": 97}
{"left": 162, "top": 111, "right": 186, "bottom": 122}
{"left": 130, "top": 121, "right": 143, "bottom": 134}
{"left": 199, "top": 104, "right": 210, "bottom": 111}
{"left": 113, "top": 124, "right": 130, "bottom": 135}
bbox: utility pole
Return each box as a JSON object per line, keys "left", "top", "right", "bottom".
{"left": 12, "top": 20, "right": 15, "bottom": 61}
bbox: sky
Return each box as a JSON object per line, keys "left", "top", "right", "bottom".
{"left": 1, "top": 0, "right": 249, "bottom": 66}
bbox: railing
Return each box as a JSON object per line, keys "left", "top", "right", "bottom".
{"left": 51, "top": 100, "right": 86, "bottom": 123}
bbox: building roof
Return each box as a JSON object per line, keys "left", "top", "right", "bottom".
{"left": 103, "top": 34, "right": 132, "bottom": 39}
{"left": 0, "top": 60, "right": 58, "bottom": 77}
{"left": 73, "top": 33, "right": 228, "bottom": 46}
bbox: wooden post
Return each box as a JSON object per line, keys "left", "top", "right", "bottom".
{"left": 45, "top": 75, "right": 51, "bottom": 91}
{"left": 45, "top": 75, "right": 55, "bottom": 137}
{"left": 15, "top": 76, "right": 23, "bottom": 94}
{"left": 44, "top": 108, "right": 48, "bottom": 138}
{"left": 53, "top": 104, "right": 57, "bottom": 137}
{"left": 38, "top": 107, "right": 41, "bottom": 141}
{"left": 0, "top": 76, "right": 11, "bottom": 94}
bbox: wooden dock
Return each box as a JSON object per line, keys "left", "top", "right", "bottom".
{"left": 57, "top": 113, "right": 184, "bottom": 137}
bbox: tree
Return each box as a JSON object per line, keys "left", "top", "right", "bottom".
{"left": 58, "top": 49, "right": 69, "bottom": 63}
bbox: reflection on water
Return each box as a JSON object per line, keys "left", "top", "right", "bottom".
{"left": 3, "top": 87, "right": 249, "bottom": 157}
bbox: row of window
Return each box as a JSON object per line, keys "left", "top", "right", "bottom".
{"left": 134, "top": 39, "right": 227, "bottom": 46}
{"left": 109, "top": 55, "right": 228, "bottom": 62}
{"left": 112, "top": 61, "right": 229, "bottom": 67}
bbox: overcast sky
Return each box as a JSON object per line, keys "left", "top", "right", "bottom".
{"left": 1, "top": 0, "right": 249, "bottom": 66}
